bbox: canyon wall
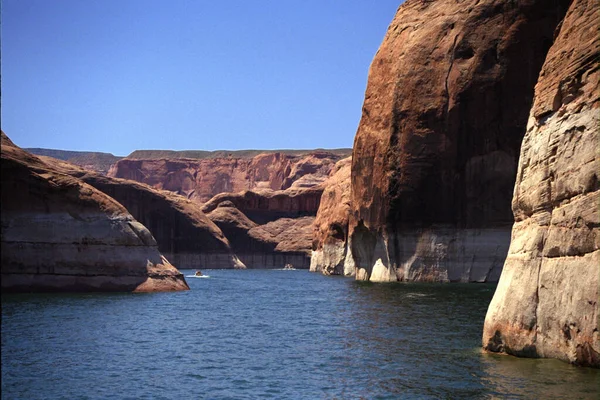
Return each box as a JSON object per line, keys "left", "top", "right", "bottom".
{"left": 39, "top": 157, "right": 245, "bottom": 270}
{"left": 109, "top": 151, "right": 347, "bottom": 203}
{"left": 204, "top": 189, "right": 317, "bottom": 268}
{"left": 1, "top": 133, "right": 189, "bottom": 292}
{"left": 483, "top": 0, "right": 599, "bottom": 367}
{"left": 310, "top": 157, "right": 355, "bottom": 275}
{"left": 349, "top": 0, "right": 570, "bottom": 282}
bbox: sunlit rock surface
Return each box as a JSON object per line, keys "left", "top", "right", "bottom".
{"left": 109, "top": 150, "right": 348, "bottom": 203}
{"left": 349, "top": 0, "right": 570, "bottom": 282}
{"left": 483, "top": 0, "right": 599, "bottom": 367}
{"left": 310, "top": 157, "right": 355, "bottom": 276}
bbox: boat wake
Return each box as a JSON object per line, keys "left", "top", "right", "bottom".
{"left": 185, "top": 275, "right": 210, "bottom": 279}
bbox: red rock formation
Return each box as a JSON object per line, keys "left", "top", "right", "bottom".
{"left": 1, "top": 133, "right": 189, "bottom": 292}
{"left": 201, "top": 187, "right": 323, "bottom": 224}
{"left": 349, "top": 0, "right": 570, "bottom": 282}
{"left": 483, "top": 0, "right": 599, "bottom": 367}
{"left": 310, "top": 157, "right": 354, "bottom": 275}
{"left": 204, "top": 189, "right": 318, "bottom": 268}
{"left": 39, "top": 156, "right": 245, "bottom": 270}
{"left": 108, "top": 151, "right": 345, "bottom": 203}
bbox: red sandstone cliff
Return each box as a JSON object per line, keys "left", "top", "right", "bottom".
{"left": 108, "top": 151, "right": 346, "bottom": 203}
{"left": 349, "top": 0, "right": 570, "bottom": 282}
{"left": 203, "top": 188, "right": 319, "bottom": 268}
{"left": 310, "top": 157, "right": 354, "bottom": 275}
{"left": 483, "top": 0, "right": 599, "bottom": 367}
{"left": 1, "top": 133, "right": 189, "bottom": 292}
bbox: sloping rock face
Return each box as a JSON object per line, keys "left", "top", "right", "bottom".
{"left": 310, "top": 157, "right": 355, "bottom": 276}
{"left": 1, "top": 134, "right": 189, "bottom": 292}
{"left": 39, "top": 157, "right": 245, "bottom": 270}
{"left": 205, "top": 189, "right": 318, "bottom": 268}
{"left": 108, "top": 151, "right": 344, "bottom": 203}
{"left": 483, "top": 0, "right": 599, "bottom": 367}
{"left": 26, "top": 148, "right": 122, "bottom": 175}
{"left": 349, "top": 0, "right": 570, "bottom": 282}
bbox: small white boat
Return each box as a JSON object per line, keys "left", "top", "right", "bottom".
{"left": 283, "top": 263, "right": 295, "bottom": 270}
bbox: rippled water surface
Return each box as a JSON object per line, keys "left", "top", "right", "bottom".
{"left": 2, "top": 269, "right": 599, "bottom": 399}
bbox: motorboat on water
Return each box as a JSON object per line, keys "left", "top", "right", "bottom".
{"left": 283, "top": 263, "right": 295, "bottom": 270}
{"left": 195, "top": 270, "right": 203, "bottom": 277}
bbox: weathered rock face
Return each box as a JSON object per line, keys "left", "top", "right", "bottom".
{"left": 205, "top": 189, "right": 317, "bottom": 268}
{"left": 108, "top": 151, "right": 345, "bottom": 203}
{"left": 39, "top": 156, "right": 245, "bottom": 270}
{"left": 1, "top": 134, "right": 189, "bottom": 293}
{"left": 201, "top": 186, "right": 322, "bottom": 224}
{"left": 310, "top": 157, "right": 355, "bottom": 276}
{"left": 483, "top": 0, "right": 599, "bottom": 367}
{"left": 349, "top": 0, "right": 570, "bottom": 282}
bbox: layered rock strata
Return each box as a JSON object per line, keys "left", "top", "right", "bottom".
{"left": 310, "top": 157, "right": 355, "bottom": 276}
{"left": 205, "top": 189, "right": 318, "bottom": 268}
{"left": 1, "top": 134, "right": 189, "bottom": 292}
{"left": 108, "top": 151, "right": 346, "bottom": 203}
{"left": 39, "top": 157, "right": 245, "bottom": 270}
{"left": 483, "top": 0, "right": 599, "bottom": 367}
{"left": 349, "top": 0, "right": 570, "bottom": 282}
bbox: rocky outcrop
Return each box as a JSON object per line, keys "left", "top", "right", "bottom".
{"left": 483, "top": 0, "right": 599, "bottom": 367}
{"left": 201, "top": 186, "right": 322, "bottom": 224}
{"left": 108, "top": 151, "right": 346, "bottom": 203}
{"left": 349, "top": 0, "right": 570, "bottom": 282}
{"left": 205, "top": 189, "right": 317, "bottom": 268}
{"left": 39, "top": 156, "right": 245, "bottom": 270}
{"left": 1, "top": 133, "right": 189, "bottom": 292}
{"left": 310, "top": 157, "right": 355, "bottom": 276}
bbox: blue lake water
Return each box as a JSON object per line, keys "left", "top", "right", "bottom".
{"left": 2, "top": 269, "right": 599, "bottom": 399}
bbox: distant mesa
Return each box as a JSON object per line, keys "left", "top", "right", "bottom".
{"left": 108, "top": 149, "right": 348, "bottom": 203}
{"left": 25, "top": 148, "right": 123, "bottom": 175}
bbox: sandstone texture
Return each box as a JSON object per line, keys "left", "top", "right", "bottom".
{"left": 39, "top": 156, "right": 245, "bottom": 270}
{"left": 483, "top": 0, "right": 599, "bottom": 367}
{"left": 310, "top": 157, "right": 355, "bottom": 276}
{"left": 1, "top": 133, "right": 189, "bottom": 293}
{"left": 349, "top": 0, "right": 570, "bottom": 282}
{"left": 204, "top": 188, "right": 318, "bottom": 268}
{"left": 108, "top": 151, "right": 346, "bottom": 203}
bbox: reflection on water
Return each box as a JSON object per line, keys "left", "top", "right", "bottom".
{"left": 481, "top": 353, "right": 600, "bottom": 399}
{"left": 2, "top": 270, "right": 599, "bottom": 399}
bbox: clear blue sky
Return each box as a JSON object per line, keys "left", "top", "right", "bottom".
{"left": 2, "top": 0, "right": 400, "bottom": 156}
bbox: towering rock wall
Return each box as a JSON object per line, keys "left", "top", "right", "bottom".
{"left": 310, "top": 157, "right": 355, "bottom": 275}
{"left": 1, "top": 134, "right": 189, "bottom": 292}
{"left": 109, "top": 151, "right": 346, "bottom": 203}
{"left": 350, "top": 0, "right": 570, "bottom": 282}
{"left": 483, "top": 0, "right": 599, "bottom": 367}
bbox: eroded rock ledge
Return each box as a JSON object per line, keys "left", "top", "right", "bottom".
{"left": 1, "top": 133, "right": 189, "bottom": 292}
{"left": 483, "top": 0, "right": 599, "bottom": 367}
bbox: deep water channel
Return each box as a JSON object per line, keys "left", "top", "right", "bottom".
{"left": 2, "top": 269, "right": 599, "bottom": 399}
